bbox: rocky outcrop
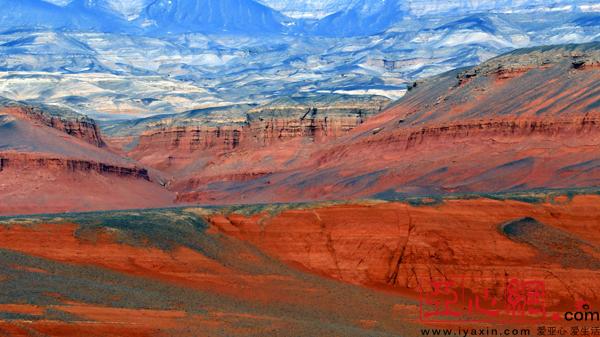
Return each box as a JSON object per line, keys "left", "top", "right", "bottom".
{"left": 136, "top": 125, "right": 244, "bottom": 153}
{"left": 206, "top": 196, "right": 600, "bottom": 307}
{"left": 244, "top": 113, "right": 365, "bottom": 144}
{"left": 0, "top": 100, "right": 105, "bottom": 147}
{"left": 136, "top": 111, "right": 379, "bottom": 155}
{"left": 0, "top": 152, "right": 149, "bottom": 181}
{"left": 245, "top": 94, "right": 390, "bottom": 143}
{"left": 132, "top": 94, "right": 390, "bottom": 153}
{"left": 125, "top": 94, "right": 391, "bottom": 172}
{"left": 46, "top": 116, "right": 105, "bottom": 148}
{"left": 457, "top": 42, "right": 600, "bottom": 86}
{"left": 389, "top": 115, "right": 600, "bottom": 149}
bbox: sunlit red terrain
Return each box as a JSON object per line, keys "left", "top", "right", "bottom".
{"left": 0, "top": 42, "right": 599, "bottom": 336}
{"left": 0, "top": 102, "right": 174, "bottom": 216}
{"left": 0, "top": 194, "right": 598, "bottom": 336}
{"left": 1, "top": 43, "right": 599, "bottom": 213}
{"left": 163, "top": 43, "right": 600, "bottom": 203}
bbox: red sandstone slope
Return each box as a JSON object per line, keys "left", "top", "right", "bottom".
{"left": 0, "top": 196, "right": 596, "bottom": 335}
{"left": 206, "top": 195, "right": 600, "bottom": 309}
{"left": 119, "top": 94, "right": 391, "bottom": 174}
{"left": 171, "top": 42, "right": 600, "bottom": 204}
{"left": 0, "top": 208, "right": 422, "bottom": 337}
{"left": 0, "top": 100, "right": 174, "bottom": 215}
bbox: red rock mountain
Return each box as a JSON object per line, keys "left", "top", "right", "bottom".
{"left": 0, "top": 43, "right": 599, "bottom": 336}
{"left": 110, "top": 94, "right": 391, "bottom": 173}
{"left": 0, "top": 99, "right": 174, "bottom": 215}
{"left": 3, "top": 42, "right": 599, "bottom": 214}
{"left": 162, "top": 42, "right": 600, "bottom": 204}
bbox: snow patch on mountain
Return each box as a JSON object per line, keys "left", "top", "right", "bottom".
{"left": 42, "top": 0, "right": 149, "bottom": 20}
{"left": 256, "top": 0, "right": 350, "bottom": 18}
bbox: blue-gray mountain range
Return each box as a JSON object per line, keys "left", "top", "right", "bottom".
{"left": 0, "top": 0, "right": 597, "bottom": 120}
{"left": 5, "top": 0, "right": 598, "bottom": 36}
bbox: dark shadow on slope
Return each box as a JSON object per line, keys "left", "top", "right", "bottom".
{"left": 499, "top": 217, "right": 600, "bottom": 270}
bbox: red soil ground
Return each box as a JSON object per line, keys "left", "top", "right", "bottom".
{"left": 207, "top": 195, "right": 600, "bottom": 307}
{"left": 0, "top": 195, "right": 597, "bottom": 335}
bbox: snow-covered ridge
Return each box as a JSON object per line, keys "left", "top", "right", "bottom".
{"left": 40, "top": 0, "right": 600, "bottom": 23}
{"left": 257, "top": 0, "right": 599, "bottom": 19}
{"left": 0, "top": 7, "right": 597, "bottom": 120}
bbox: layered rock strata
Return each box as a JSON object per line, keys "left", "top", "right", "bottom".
{"left": 167, "top": 42, "right": 600, "bottom": 204}
{"left": 0, "top": 152, "right": 149, "bottom": 180}
{"left": 206, "top": 195, "right": 600, "bottom": 308}
{"left": 125, "top": 94, "right": 391, "bottom": 172}
{"left": 0, "top": 99, "right": 105, "bottom": 147}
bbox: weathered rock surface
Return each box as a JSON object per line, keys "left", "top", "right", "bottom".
{"left": 0, "top": 208, "right": 422, "bottom": 336}
{"left": 167, "top": 42, "right": 600, "bottom": 204}
{"left": 0, "top": 152, "right": 150, "bottom": 180}
{"left": 0, "top": 98, "right": 174, "bottom": 215}
{"left": 0, "top": 98, "right": 105, "bottom": 147}
{"left": 118, "top": 94, "right": 390, "bottom": 173}
{"left": 245, "top": 94, "right": 391, "bottom": 143}
{"left": 206, "top": 195, "right": 600, "bottom": 308}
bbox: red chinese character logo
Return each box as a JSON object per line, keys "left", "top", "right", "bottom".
{"left": 505, "top": 279, "right": 546, "bottom": 319}
{"left": 421, "top": 280, "right": 461, "bottom": 321}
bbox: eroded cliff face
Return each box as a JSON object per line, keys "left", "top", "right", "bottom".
{"left": 205, "top": 195, "right": 600, "bottom": 308}
{"left": 134, "top": 114, "right": 371, "bottom": 155}
{"left": 245, "top": 95, "right": 389, "bottom": 143}
{"left": 1, "top": 105, "right": 105, "bottom": 147}
{"left": 165, "top": 43, "right": 600, "bottom": 204}
{"left": 245, "top": 113, "right": 366, "bottom": 144}
{"left": 365, "top": 115, "right": 600, "bottom": 150}
{"left": 128, "top": 95, "right": 390, "bottom": 173}
{"left": 0, "top": 152, "right": 150, "bottom": 180}
{"left": 135, "top": 126, "right": 243, "bottom": 153}
{"left": 0, "top": 99, "right": 175, "bottom": 215}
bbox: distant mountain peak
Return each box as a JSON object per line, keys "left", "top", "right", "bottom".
{"left": 0, "top": 0, "right": 126, "bottom": 32}
{"left": 141, "top": 0, "right": 287, "bottom": 34}
{"left": 42, "top": 0, "right": 149, "bottom": 20}
{"left": 5, "top": 0, "right": 599, "bottom": 36}
{"left": 256, "top": 0, "right": 355, "bottom": 19}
